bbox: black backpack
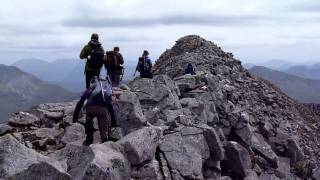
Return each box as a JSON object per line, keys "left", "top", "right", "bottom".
{"left": 105, "top": 51, "right": 120, "bottom": 72}
{"left": 87, "top": 45, "right": 104, "bottom": 69}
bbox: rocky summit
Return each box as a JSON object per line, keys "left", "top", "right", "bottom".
{"left": 1, "top": 35, "right": 320, "bottom": 180}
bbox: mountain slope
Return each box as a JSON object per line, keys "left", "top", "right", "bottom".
{"left": 286, "top": 64, "right": 320, "bottom": 80}
{"left": 0, "top": 64, "right": 77, "bottom": 122}
{"left": 249, "top": 66, "right": 320, "bottom": 103}
{"left": 13, "top": 58, "right": 83, "bottom": 91}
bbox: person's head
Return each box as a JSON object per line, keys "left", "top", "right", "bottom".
{"left": 91, "top": 33, "right": 99, "bottom": 41}
{"left": 143, "top": 50, "right": 149, "bottom": 57}
{"left": 113, "top": 47, "right": 120, "bottom": 52}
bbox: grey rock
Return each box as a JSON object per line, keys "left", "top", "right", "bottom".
{"left": 128, "top": 75, "right": 181, "bottom": 111}
{"left": 61, "top": 123, "right": 85, "bottom": 144}
{"left": 223, "top": 141, "right": 252, "bottom": 177}
{"left": 313, "top": 167, "right": 320, "bottom": 180}
{"left": 286, "top": 138, "right": 305, "bottom": 169}
{"left": 203, "top": 127, "right": 225, "bottom": 161}
{"left": 45, "top": 111, "right": 64, "bottom": 120}
{"left": 259, "top": 173, "right": 281, "bottom": 180}
{"left": 114, "top": 90, "right": 146, "bottom": 134}
{"left": 244, "top": 170, "right": 259, "bottom": 180}
{"left": 251, "top": 133, "right": 279, "bottom": 168}
{"left": 118, "top": 126, "right": 163, "bottom": 165}
{"left": 84, "top": 142, "right": 130, "bottom": 180}
{"left": 0, "top": 123, "right": 12, "bottom": 135}
{"left": 49, "top": 143, "right": 94, "bottom": 180}
{"left": 0, "top": 134, "right": 71, "bottom": 180}
{"left": 8, "top": 111, "right": 40, "bottom": 127}
{"left": 159, "top": 127, "right": 210, "bottom": 178}
{"left": 131, "top": 159, "right": 164, "bottom": 180}
{"left": 33, "top": 128, "right": 63, "bottom": 140}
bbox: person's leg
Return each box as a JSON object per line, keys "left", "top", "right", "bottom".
{"left": 96, "top": 107, "right": 110, "bottom": 143}
{"left": 114, "top": 72, "right": 121, "bottom": 87}
{"left": 83, "top": 107, "right": 94, "bottom": 146}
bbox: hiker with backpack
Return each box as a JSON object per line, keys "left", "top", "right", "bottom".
{"left": 105, "top": 47, "right": 124, "bottom": 87}
{"left": 80, "top": 33, "right": 105, "bottom": 89}
{"left": 72, "top": 76, "right": 116, "bottom": 146}
{"left": 134, "top": 50, "right": 153, "bottom": 78}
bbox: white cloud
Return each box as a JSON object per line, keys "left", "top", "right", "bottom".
{"left": 0, "top": 0, "right": 320, "bottom": 64}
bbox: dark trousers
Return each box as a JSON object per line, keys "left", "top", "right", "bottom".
{"left": 140, "top": 71, "right": 153, "bottom": 79}
{"left": 85, "top": 71, "right": 100, "bottom": 89}
{"left": 85, "top": 106, "right": 111, "bottom": 143}
{"left": 109, "top": 72, "right": 121, "bottom": 87}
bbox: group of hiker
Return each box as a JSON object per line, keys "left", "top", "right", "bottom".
{"left": 73, "top": 33, "right": 196, "bottom": 146}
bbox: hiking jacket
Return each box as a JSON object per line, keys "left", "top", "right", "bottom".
{"left": 80, "top": 40, "right": 105, "bottom": 72}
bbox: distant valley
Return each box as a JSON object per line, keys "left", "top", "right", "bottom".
{"left": 0, "top": 64, "right": 77, "bottom": 123}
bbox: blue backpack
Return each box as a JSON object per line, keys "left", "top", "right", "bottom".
{"left": 87, "top": 76, "right": 112, "bottom": 106}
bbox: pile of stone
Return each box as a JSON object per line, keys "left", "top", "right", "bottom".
{"left": 1, "top": 35, "right": 320, "bottom": 180}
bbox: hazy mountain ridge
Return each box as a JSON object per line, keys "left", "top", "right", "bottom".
{"left": 13, "top": 58, "right": 137, "bottom": 92}
{"left": 0, "top": 64, "right": 77, "bottom": 122}
{"left": 249, "top": 66, "right": 320, "bottom": 103}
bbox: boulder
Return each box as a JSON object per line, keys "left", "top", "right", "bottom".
{"left": 0, "top": 134, "right": 71, "bottom": 180}
{"left": 159, "top": 127, "right": 210, "bottom": 179}
{"left": 223, "top": 141, "right": 252, "bottom": 177}
{"left": 131, "top": 159, "right": 164, "bottom": 180}
{"left": 203, "top": 127, "right": 225, "bottom": 161}
{"left": 84, "top": 142, "right": 130, "bottom": 180}
{"left": 0, "top": 123, "right": 12, "bottom": 135}
{"left": 8, "top": 111, "right": 40, "bottom": 127}
{"left": 49, "top": 143, "right": 94, "bottom": 179}
{"left": 286, "top": 138, "right": 305, "bottom": 169}
{"left": 128, "top": 75, "right": 181, "bottom": 111}
{"left": 114, "top": 90, "right": 146, "bottom": 134}
{"left": 118, "top": 126, "right": 163, "bottom": 165}
{"left": 313, "top": 167, "right": 320, "bottom": 180}
{"left": 61, "top": 123, "right": 85, "bottom": 144}
{"left": 251, "top": 133, "right": 279, "bottom": 168}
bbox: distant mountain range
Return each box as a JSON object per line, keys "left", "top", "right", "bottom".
{"left": 285, "top": 64, "right": 320, "bottom": 80}
{"left": 243, "top": 59, "right": 301, "bottom": 71}
{"left": 13, "top": 58, "right": 137, "bottom": 92}
{"left": 249, "top": 66, "right": 320, "bottom": 103}
{"left": 0, "top": 64, "right": 77, "bottom": 123}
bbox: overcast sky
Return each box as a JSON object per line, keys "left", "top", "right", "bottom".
{"left": 1, "top": 0, "right": 320, "bottom": 65}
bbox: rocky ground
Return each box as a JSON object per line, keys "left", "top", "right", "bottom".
{"left": 1, "top": 35, "right": 320, "bottom": 180}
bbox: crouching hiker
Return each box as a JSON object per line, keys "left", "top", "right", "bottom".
{"left": 73, "top": 76, "right": 117, "bottom": 146}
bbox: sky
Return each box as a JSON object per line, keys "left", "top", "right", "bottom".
{"left": 0, "top": 0, "right": 320, "bottom": 65}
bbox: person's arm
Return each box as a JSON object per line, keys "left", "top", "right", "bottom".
{"left": 147, "top": 58, "right": 152, "bottom": 68}
{"left": 118, "top": 53, "right": 124, "bottom": 65}
{"left": 72, "top": 88, "right": 93, "bottom": 123}
{"left": 79, "top": 45, "right": 91, "bottom": 60}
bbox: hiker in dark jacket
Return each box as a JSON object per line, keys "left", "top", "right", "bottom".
{"left": 184, "top": 63, "right": 196, "bottom": 75}
{"left": 135, "top": 50, "right": 153, "bottom": 78}
{"left": 80, "top": 33, "right": 105, "bottom": 89}
{"left": 105, "top": 47, "right": 124, "bottom": 87}
{"left": 73, "top": 76, "right": 116, "bottom": 146}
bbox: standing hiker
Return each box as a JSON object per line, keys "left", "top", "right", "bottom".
{"left": 134, "top": 50, "right": 153, "bottom": 78}
{"left": 73, "top": 76, "right": 116, "bottom": 146}
{"left": 79, "top": 33, "right": 105, "bottom": 89}
{"left": 105, "top": 47, "right": 124, "bottom": 87}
